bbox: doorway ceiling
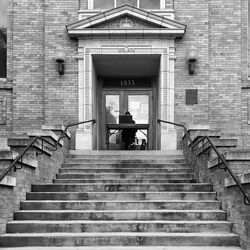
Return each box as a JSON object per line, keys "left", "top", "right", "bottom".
{"left": 92, "top": 54, "right": 161, "bottom": 77}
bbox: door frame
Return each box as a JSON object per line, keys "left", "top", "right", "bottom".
{"left": 75, "top": 46, "right": 177, "bottom": 150}
{"left": 99, "top": 87, "right": 156, "bottom": 150}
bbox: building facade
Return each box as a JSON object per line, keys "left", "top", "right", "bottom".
{"left": 0, "top": 0, "right": 250, "bottom": 151}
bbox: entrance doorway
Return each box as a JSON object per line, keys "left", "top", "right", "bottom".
{"left": 99, "top": 84, "right": 155, "bottom": 150}
{"left": 75, "top": 51, "right": 178, "bottom": 150}
{"left": 92, "top": 54, "right": 160, "bottom": 150}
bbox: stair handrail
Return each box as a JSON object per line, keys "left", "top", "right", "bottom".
{"left": 0, "top": 119, "right": 96, "bottom": 183}
{"left": 157, "top": 119, "right": 250, "bottom": 206}
{"left": 157, "top": 119, "right": 193, "bottom": 145}
{"left": 192, "top": 136, "right": 250, "bottom": 205}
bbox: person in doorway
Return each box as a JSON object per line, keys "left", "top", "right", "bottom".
{"left": 121, "top": 111, "right": 137, "bottom": 150}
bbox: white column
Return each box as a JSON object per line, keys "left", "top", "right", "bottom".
{"left": 160, "top": 47, "right": 177, "bottom": 150}
{"left": 75, "top": 47, "right": 93, "bottom": 149}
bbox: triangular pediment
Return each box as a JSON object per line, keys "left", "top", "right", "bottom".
{"left": 91, "top": 15, "right": 162, "bottom": 29}
{"left": 67, "top": 4, "right": 186, "bottom": 38}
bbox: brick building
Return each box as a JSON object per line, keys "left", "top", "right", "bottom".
{"left": 0, "top": 0, "right": 249, "bottom": 150}
{"left": 0, "top": 0, "right": 250, "bottom": 249}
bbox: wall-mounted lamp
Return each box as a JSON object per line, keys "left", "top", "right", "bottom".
{"left": 186, "top": 46, "right": 198, "bottom": 75}
{"left": 55, "top": 46, "right": 66, "bottom": 75}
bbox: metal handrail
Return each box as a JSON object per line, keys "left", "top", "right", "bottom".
{"left": 157, "top": 119, "right": 250, "bottom": 205}
{"left": 157, "top": 119, "right": 193, "bottom": 145}
{"left": 0, "top": 119, "right": 96, "bottom": 183}
{"left": 53, "top": 119, "right": 96, "bottom": 150}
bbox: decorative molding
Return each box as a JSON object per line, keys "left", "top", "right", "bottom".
{"left": 93, "top": 15, "right": 161, "bottom": 29}
{"left": 67, "top": 5, "right": 186, "bottom": 38}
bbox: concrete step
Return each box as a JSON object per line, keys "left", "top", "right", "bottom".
{"left": 0, "top": 148, "right": 240, "bottom": 249}
{"left": 0, "top": 232, "right": 239, "bottom": 247}
{"left": 14, "top": 210, "right": 226, "bottom": 221}
{"left": 61, "top": 163, "right": 190, "bottom": 169}
{"left": 53, "top": 179, "right": 196, "bottom": 184}
{"left": 59, "top": 168, "right": 193, "bottom": 174}
{"left": 64, "top": 158, "right": 187, "bottom": 164}
{"left": 208, "top": 150, "right": 250, "bottom": 172}
{"left": 26, "top": 191, "right": 217, "bottom": 201}
{"left": 195, "top": 138, "right": 238, "bottom": 156}
{"left": 68, "top": 150, "right": 185, "bottom": 157}
{"left": 56, "top": 173, "right": 194, "bottom": 180}
{"left": 20, "top": 200, "right": 221, "bottom": 211}
{"left": 31, "top": 183, "right": 212, "bottom": 192}
{"left": 0, "top": 246, "right": 244, "bottom": 250}
{"left": 6, "top": 220, "right": 232, "bottom": 233}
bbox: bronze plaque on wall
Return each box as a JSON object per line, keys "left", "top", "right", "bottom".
{"left": 186, "top": 89, "right": 198, "bottom": 105}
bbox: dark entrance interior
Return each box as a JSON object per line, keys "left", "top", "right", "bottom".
{"left": 92, "top": 54, "right": 160, "bottom": 150}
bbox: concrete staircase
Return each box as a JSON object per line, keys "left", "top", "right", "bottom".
{"left": 0, "top": 150, "right": 243, "bottom": 249}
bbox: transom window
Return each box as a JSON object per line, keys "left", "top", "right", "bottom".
{"left": 89, "top": 0, "right": 164, "bottom": 9}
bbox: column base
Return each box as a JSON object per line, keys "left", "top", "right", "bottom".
{"left": 161, "top": 131, "right": 177, "bottom": 150}
{"left": 75, "top": 129, "right": 93, "bottom": 150}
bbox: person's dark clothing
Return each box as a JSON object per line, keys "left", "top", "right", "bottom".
{"left": 122, "top": 120, "right": 137, "bottom": 150}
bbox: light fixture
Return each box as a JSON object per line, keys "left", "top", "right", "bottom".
{"left": 186, "top": 46, "right": 198, "bottom": 75}
{"left": 55, "top": 46, "right": 66, "bottom": 75}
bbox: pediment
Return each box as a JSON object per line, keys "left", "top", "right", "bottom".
{"left": 91, "top": 15, "right": 162, "bottom": 29}
{"left": 67, "top": 4, "right": 186, "bottom": 38}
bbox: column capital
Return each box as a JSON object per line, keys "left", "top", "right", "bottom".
{"left": 169, "top": 47, "right": 176, "bottom": 60}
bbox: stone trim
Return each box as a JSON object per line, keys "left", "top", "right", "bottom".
{"left": 67, "top": 4, "right": 186, "bottom": 38}
{"left": 76, "top": 46, "right": 177, "bottom": 150}
{"left": 78, "top": 9, "right": 175, "bottom": 20}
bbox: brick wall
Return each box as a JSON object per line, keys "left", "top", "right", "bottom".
{"left": 8, "top": 0, "right": 79, "bottom": 133}
{"left": 174, "top": 0, "right": 209, "bottom": 127}
{"left": 11, "top": 0, "right": 45, "bottom": 133}
{"left": 174, "top": 0, "right": 245, "bottom": 137}
{"left": 0, "top": 0, "right": 13, "bottom": 137}
{"left": 5, "top": 0, "right": 250, "bottom": 146}
{"left": 0, "top": 134, "right": 70, "bottom": 235}
{"left": 44, "top": 0, "right": 78, "bottom": 126}
{"left": 208, "top": 0, "right": 242, "bottom": 134}
{"left": 183, "top": 134, "right": 250, "bottom": 249}
{"left": 79, "top": 0, "right": 88, "bottom": 9}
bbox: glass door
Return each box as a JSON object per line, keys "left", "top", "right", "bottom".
{"left": 127, "top": 93, "right": 151, "bottom": 149}
{"left": 101, "top": 91, "right": 122, "bottom": 150}
{"left": 100, "top": 90, "right": 153, "bottom": 150}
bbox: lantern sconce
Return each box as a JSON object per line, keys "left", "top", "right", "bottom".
{"left": 55, "top": 46, "right": 66, "bottom": 75}
{"left": 186, "top": 46, "right": 198, "bottom": 75}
